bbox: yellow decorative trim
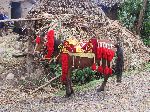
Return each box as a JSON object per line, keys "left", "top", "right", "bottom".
{"left": 68, "top": 53, "right": 95, "bottom": 58}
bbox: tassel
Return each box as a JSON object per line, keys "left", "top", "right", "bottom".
{"left": 44, "top": 49, "right": 53, "bottom": 59}
{"left": 44, "top": 30, "right": 54, "bottom": 60}
{"left": 47, "top": 30, "right": 54, "bottom": 40}
{"left": 91, "top": 63, "right": 97, "bottom": 71}
{"left": 109, "top": 68, "right": 113, "bottom": 75}
{"left": 107, "top": 49, "right": 115, "bottom": 62}
{"left": 97, "top": 66, "right": 103, "bottom": 73}
{"left": 61, "top": 53, "right": 69, "bottom": 84}
{"left": 35, "top": 36, "right": 41, "bottom": 44}
{"left": 103, "top": 66, "right": 110, "bottom": 75}
{"left": 97, "top": 47, "right": 103, "bottom": 59}
{"left": 102, "top": 48, "right": 108, "bottom": 59}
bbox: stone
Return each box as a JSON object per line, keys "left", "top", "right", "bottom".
{"left": 6, "top": 73, "right": 14, "bottom": 80}
{"left": 0, "top": 65, "right": 4, "bottom": 73}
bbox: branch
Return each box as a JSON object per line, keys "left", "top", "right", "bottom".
{"left": 30, "top": 75, "right": 61, "bottom": 95}
{"left": 12, "top": 52, "right": 34, "bottom": 58}
{"left": 12, "top": 53, "right": 27, "bottom": 58}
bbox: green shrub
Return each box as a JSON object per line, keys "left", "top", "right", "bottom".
{"left": 118, "top": 0, "right": 150, "bottom": 46}
{"left": 48, "top": 63, "right": 100, "bottom": 85}
{"left": 71, "top": 67, "right": 98, "bottom": 85}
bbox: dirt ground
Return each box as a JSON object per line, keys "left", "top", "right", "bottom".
{"left": 0, "top": 68, "right": 150, "bottom": 112}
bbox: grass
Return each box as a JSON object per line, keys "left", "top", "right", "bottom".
{"left": 54, "top": 79, "right": 103, "bottom": 97}
{"left": 74, "top": 79, "right": 102, "bottom": 92}
{"left": 54, "top": 62, "right": 150, "bottom": 97}
{"left": 144, "top": 62, "right": 150, "bottom": 71}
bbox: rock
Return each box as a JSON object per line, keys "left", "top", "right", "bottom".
{"left": 0, "top": 65, "right": 4, "bottom": 73}
{"left": 0, "top": 48, "right": 4, "bottom": 54}
{"left": 6, "top": 73, "right": 14, "bottom": 80}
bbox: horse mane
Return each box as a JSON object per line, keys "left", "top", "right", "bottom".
{"left": 54, "top": 38, "right": 63, "bottom": 53}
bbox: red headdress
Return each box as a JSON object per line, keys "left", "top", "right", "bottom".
{"left": 35, "top": 36, "right": 41, "bottom": 44}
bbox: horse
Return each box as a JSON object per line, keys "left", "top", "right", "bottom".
{"left": 33, "top": 30, "right": 124, "bottom": 97}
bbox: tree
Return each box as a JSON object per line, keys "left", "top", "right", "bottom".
{"left": 118, "top": 0, "right": 150, "bottom": 46}
{"left": 137, "top": 0, "right": 148, "bottom": 35}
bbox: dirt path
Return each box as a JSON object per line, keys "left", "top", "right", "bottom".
{"left": 0, "top": 69, "right": 150, "bottom": 112}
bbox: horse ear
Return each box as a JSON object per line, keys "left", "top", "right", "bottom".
{"left": 114, "top": 42, "right": 121, "bottom": 48}
{"left": 39, "top": 32, "right": 45, "bottom": 37}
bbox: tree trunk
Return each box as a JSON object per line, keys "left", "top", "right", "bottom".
{"left": 26, "top": 21, "right": 36, "bottom": 77}
{"left": 137, "top": 0, "right": 148, "bottom": 35}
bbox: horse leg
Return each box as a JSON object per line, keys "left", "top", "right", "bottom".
{"left": 65, "top": 69, "right": 74, "bottom": 97}
{"left": 65, "top": 83, "right": 71, "bottom": 97}
{"left": 116, "top": 69, "right": 122, "bottom": 83}
{"left": 0, "top": 29, "right": 3, "bottom": 37}
{"left": 68, "top": 77, "right": 74, "bottom": 95}
{"left": 115, "top": 45, "right": 124, "bottom": 83}
{"left": 97, "top": 58, "right": 109, "bottom": 92}
{"left": 97, "top": 75, "right": 109, "bottom": 92}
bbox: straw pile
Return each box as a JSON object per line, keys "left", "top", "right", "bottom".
{"left": 26, "top": 0, "right": 150, "bottom": 70}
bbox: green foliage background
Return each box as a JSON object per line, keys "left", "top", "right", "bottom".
{"left": 118, "top": 0, "right": 150, "bottom": 46}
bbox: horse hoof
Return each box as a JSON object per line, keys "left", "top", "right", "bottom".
{"left": 65, "top": 92, "right": 74, "bottom": 98}
{"left": 71, "top": 90, "right": 75, "bottom": 95}
{"left": 65, "top": 94, "right": 71, "bottom": 98}
{"left": 117, "top": 77, "right": 122, "bottom": 83}
{"left": 97, "top": 88, "right": 104, "bottom": 92}
{"left": 117, "top": 79, "right": 122, "bottom": 83}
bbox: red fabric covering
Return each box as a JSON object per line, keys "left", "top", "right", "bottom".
{"left": 81, "top": 42, "right": 89, "bottom": 52}
{"left": 103, "top": 66, "right": 110, "bottom": 75}
{"left": 69, "top": 44, "right": 76, "bottom": 52}
{"left": 97, "top": 47, "right": 103, "bottom": 59}
{"left": 61, "top": 53, "right": 69, "bottom": 84}
{"left": 91, "top": 63, "right": 97, "bottom": 71}
{"left": 97, "top": 66, "right": 112, "bottom": 75}
{"left": 97, "top": 66, "right": 103, "bottom": 73}
{"left": 90, "top": 38, "right": 98, "bottom": 54}
{"left": 107, "top": 49, "right": 115, "bottom": 62}
{"left": 64, "top": 41, "right": 76, "bottom": 53}
{"left": 35, "top": 36, "right": 41, "bottom": 44}
{"left": 44, "top": 30, "right": 54, "bottom": 59}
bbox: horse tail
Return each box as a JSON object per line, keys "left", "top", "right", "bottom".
{"left": 115, "top": 44, "right": 124, "bottom": 82}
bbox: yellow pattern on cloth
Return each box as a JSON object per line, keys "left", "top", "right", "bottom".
{"left": 68, "top": 53, "right": 95, "bottom": 58}
{"left": 62, "top": 38, "right": 93, "bottom": 53}
{"left": 66, "top": 38, "right": 79, "bottom": 46}
{"left": 75, "top": 46, "right": 83, "bottom": 53}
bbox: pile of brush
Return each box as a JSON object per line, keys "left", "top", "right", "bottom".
{"left": 26, "top": 0, "right": 149, "bottom": 70}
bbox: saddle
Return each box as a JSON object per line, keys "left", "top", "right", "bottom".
{"left": 62, "top": 38, "right": 93, "bottom": 53}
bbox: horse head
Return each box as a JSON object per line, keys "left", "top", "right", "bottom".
{"left": 34, "top": 31, "right": 47, "bottom": 60}
{"left": 33, "top": 30, "right": 62, "bottom": 62}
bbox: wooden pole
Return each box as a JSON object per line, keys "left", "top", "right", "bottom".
{"left": 0, "top": 18, "right": 42, "bottom": 22}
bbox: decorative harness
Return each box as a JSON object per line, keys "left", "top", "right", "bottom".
{"left": 35, "top": 31, "right": 115, "bottom": 84}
